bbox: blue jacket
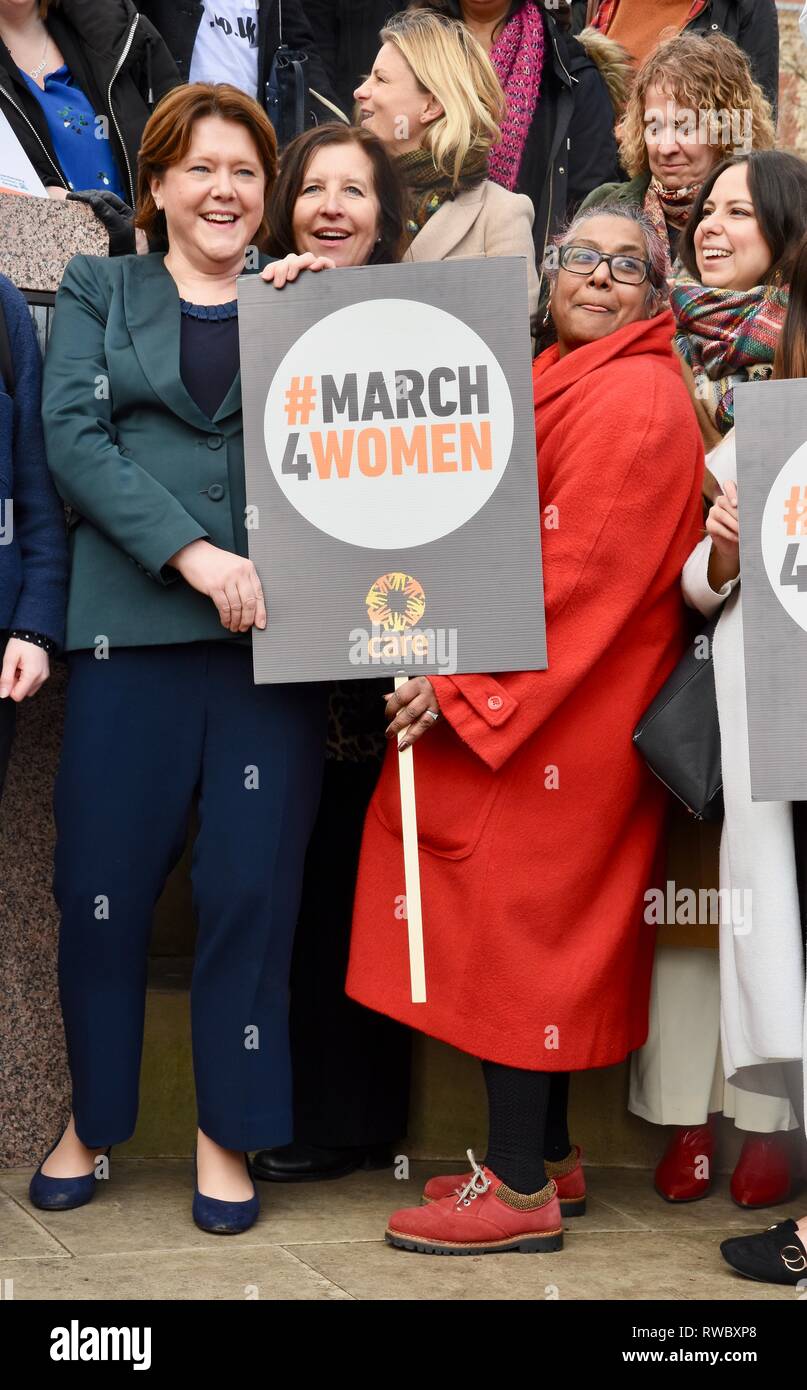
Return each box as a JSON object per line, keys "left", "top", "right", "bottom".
{"left": 0, "top": 275, "right": 68, "bottom": 647}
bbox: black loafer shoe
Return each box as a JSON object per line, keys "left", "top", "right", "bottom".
{"left": 720, "top": 1219, "right": 807, "bottom": 1285}
{"left": 251, "top": 1141, "right": 393, "bottom": 1183}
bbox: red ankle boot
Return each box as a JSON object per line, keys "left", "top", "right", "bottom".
{"left": 654, "top": 1121, "right": 716, "bottom": 1202}
{"left": 423, "top": 1144, "right": 586, "bottom": 1217}
{"left": 730, "top": 1133, "right": 793, "bottom": 1209}
{"left": 388, "top": 1152, "right": 563, "bottom": 1256}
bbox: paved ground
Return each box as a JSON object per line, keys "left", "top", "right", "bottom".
{"left": 0, "top": 1160, "right": 800, "bottom": 1300}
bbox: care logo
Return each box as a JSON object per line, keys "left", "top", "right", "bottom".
{"left": 264, "top": 297, "right": 514, "bottom": 550}
{"left": 365, "top": 572, "right": 426, "bottom": 632}
{"left": 349, "top": 570, "right": 456, "bottom": 671}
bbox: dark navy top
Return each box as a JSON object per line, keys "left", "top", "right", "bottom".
{"left": 19, "top": 64, "right": 126, "bottom": 200}
{"left": 179, "top": 299, "right": 240, "bottom": 420}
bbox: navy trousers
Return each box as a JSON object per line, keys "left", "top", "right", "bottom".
{"left": 53, "top": 642, "right": 325, "bottom": 1151}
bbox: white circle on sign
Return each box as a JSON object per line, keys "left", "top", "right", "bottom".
{"left": 761, "top": 437, "right": 807, "bottom": 632}
{"left": 264, "top": 297, "right": 514, "bottom": 549}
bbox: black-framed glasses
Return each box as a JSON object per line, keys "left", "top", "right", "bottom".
{"left": 555, "top": 244, "right": 651, "bottom": 286}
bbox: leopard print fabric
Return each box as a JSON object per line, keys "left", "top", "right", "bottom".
{"left": 326, "top": 678, "right": 388, "bottom": 763}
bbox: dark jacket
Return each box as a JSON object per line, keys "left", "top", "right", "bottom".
{"left": 42, "top": 252, "right": 270, "bottom": 651}
{"left": 303, "top": 1, "right": 399, "bottom": 116}
{"left": 0, "top": 0, "right": 180, "bottom": 206}
{"left": 572, "top": 0, "right": 779, "bottom": 115}
{"left": 139, "top": 0, "right": 342, "bottom": 120}
{"left": 0, "top": 276, "right": 67, "bottom": 647}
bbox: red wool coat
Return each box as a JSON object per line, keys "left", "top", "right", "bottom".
{"left": 346, "top": 311, "right": 704, "bottom": 1070}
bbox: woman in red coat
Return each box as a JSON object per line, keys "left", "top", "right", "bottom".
{"left": 346, "top": 202, "right": 705, "bottom": 1256}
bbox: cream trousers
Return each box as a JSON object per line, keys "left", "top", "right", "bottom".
{"left": 629, "top": 946, "right": 797, "bottom": 1132}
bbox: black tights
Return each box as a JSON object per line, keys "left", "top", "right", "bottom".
{"left": 482, "top": 1061, "right": 571, "bottom": 1194}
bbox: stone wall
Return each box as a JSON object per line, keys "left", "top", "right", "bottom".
{"left": 777, "top": 3, "right": 807, "bottom": 156}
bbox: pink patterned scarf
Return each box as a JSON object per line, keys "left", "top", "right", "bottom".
{"left": 487, "top": 0, "right": 545, "bottom": 193}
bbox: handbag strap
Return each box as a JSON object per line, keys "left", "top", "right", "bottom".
{"left": 291, "top": 56, "right": 305, "bottom": 136}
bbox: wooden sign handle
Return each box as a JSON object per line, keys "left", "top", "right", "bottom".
{"left": 395, "top": 672, "right": 427, "bottom": 1003}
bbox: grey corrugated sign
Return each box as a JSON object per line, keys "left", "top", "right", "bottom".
{"left": 237, "top": 257, "right": 546, "bottom": 684}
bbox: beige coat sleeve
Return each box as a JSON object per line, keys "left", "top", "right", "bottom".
{"left": 482, "top": 190, "right": 539, "bottom": 332}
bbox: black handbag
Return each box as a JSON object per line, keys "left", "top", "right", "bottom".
{"left": 632, "top": 616, "right": 724, "bottom": 821}
{"left": 265, "top": 42, "right": 309, "bottom": 148}
{"left": 264, "top": 0, "right": 348, "bottom": 148}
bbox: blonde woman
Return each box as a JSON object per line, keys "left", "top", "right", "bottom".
{"left": 354, "top": 8, "right": 539, "bottom": 327}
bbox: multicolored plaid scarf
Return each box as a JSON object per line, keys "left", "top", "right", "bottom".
{"left": 671, "top": 269, "right": 788, "bottom": 434}
{"left": 487, "top": 0, "right": 545, "bottom": 193}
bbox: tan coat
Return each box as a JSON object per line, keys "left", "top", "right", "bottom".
{"left": 404, "top": 179, "right": 540, "bottom": 333}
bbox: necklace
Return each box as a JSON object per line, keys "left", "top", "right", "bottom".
{"left": 29, "top": 29, "right": 50, "bottom": 80}
{"left": 4, "top": 23, "right": 50, "bottom": 81}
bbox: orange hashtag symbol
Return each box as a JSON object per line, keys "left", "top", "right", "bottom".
{"left": 783, "top": 485, "right": 807, "bottom": 537}
{"left": 284, "top": 375, "right": 317, "bottom": 426}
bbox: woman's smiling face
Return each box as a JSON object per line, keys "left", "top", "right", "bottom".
{"left": 150, "top": 116, "right": 266, "bottom": 272}
{"left": 291, "top": 143, "right": 380, "bottom": 267}
{"left": 550, "top": 214, "right": 656, "bottom": 355}
{"left": 694, "top": 162, "right": 772, "bottom": 291}
{"left": 354, "top": 42, "right": 442, "bottom": 153}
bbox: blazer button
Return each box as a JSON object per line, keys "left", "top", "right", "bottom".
{"left": 207, "top": 435, "right": 224, "bottom": 450}
{"left": 207, "top": 483, "right": 226, "bottom": 501}
{"left": 487, "top": 694, "right": 503, "bottom": 711}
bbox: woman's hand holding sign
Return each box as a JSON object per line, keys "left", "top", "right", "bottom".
{"left": 261, "top": 252, "right": 336, "bottom": 289}
{"left": 706, "top": 479, "right": 740, "bottom": 592}
{"left": 169, "top": 539, "right": 267, "bottom": 633}
{"left": 384, "top": 676, "right": 441, "bottom": 750}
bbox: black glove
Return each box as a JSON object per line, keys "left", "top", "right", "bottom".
{"left": 66, "top": 189, "right": 137, "bottom": 257}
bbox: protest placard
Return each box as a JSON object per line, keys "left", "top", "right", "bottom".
{"left": 237, "top": 256, "right": 546, "bottom": 687}
{"left": 238, "top": 257, "right": 545, "bottom": 1000}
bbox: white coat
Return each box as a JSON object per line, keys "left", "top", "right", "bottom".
{"left": 681, "top": 430, "right": 806, "bottom": 1119}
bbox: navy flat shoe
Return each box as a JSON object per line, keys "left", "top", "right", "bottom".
{"left": 29, "top": 1135, "right": 112, "bottom": 1212}
{"left": 192, "top": 1152, "right": 260, "bottom": 1235}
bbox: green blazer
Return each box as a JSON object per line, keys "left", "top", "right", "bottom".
{"left": 43, "top": 252, "right": 264, "bottom": 651}
{"left": 578, "top": 172, "right": 651, "bottom": 216}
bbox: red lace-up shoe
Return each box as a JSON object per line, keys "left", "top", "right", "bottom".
{"left": 654, "top": 1121, "right": 716, "bottom": 1202}
{"left": 730, "top": 1134, "right": 794, "bottom": 1209}
{"left": 387, "top": 1151, "right": 564, "bottom": 1255}
{"left": 423, "top": 1144, "right": 586, "bottom": 1217}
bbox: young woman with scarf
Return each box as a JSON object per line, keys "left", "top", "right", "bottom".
{"left": 353, "top": 8, "right": 539, "bottom": 330}
{"left": 410, "top": 0, "right": 622, "bottom": 267}
{"left": 630, "top": 150, "right": 807, "bottom": 1216}
{"left": 719, "top": 229, "right": 807, "bottom": 1286}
